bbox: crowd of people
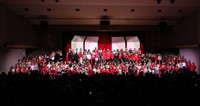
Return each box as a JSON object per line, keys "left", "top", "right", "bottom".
{"left": 10, "top": 48, "right": 196, "bottom": 77}
{"left": 0, "top": 48, "right": 199, "bottom": 105}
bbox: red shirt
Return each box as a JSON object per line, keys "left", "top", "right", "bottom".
{"left": 186, "top": 62, "right": 191, "bottom": 69}
{"left": 78, "top": 53, "right": 83, "bottom": 58}
{"left": 106, "top": 52, "right": 111, "bottom": 59}
{"left": 167, "top": 65, "right": 171, "bottom": 71}
{"left": 190, "top": 64, "right": 196, "bottom": 71}
{"left": 151, "top": 63, "right": 156, "bottom": 68}
{"left": 119, "top": 54, "right": 122, "bottom": 59}
{"left": 138, "top": 49, "right": 141, "bottom": 54}
{"left": 123, "top": 53, "right": 128, "bottom": 58}
{"left": 103, "top": 52, "right": 106, "bottom": 60}
{"left": 174, "top": 66, "right": 179, "bottom": 71}
{"left": 91, "top": 53, "right": 95, "bottom": 59}
{"left": 111, "top": 53, "right": 114, "bottom": 59}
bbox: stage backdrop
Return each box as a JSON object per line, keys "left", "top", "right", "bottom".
{"left": 126, "top": 36, "right": 140, "bottom": 51}
{"left": 85, "top": 36, "right": 99, "bottom": 51}
{"left": 63, "top": 31, "right": 145, "bottom": 61}
{"left": 111, "top": 37, "right": 126, "bottom": 51}
{"left": 71, "top": 35, "right": 86, "bottom": 52}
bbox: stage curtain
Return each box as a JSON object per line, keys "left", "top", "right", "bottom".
{"left": 98, "top": 34, "right": 111, "bottom": 50}
{"left": 65, "top": 42, "right": 71, "bottom": 61}
{"left": 140, "top": 43, "right": 144, "bottom": 53}
{"left": 62, "top": 34, "right": 74, "bottom": 62}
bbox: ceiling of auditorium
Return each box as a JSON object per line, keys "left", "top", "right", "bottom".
{"left": 0, "top": 0, "right": 200, "bottom": 25}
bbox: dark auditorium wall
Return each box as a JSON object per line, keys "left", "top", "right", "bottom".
{"left": 35, "top": 31, "right": 62, "bottom": 49}
{"left": 6, "top": 9, "right": 38, "bottom": 45}
{"left": 1, "top": 4, "right": 62, "bottom": 49}
{"left": 46, "top": 31, "right": 62, "bottom": 50}
{"left": 168, "top": 11, "right": 198, "bottom": 47}
{"left": 144, "top": 31, "right": 168, "bottom": 53}
{"left": 0, "top": 4, "right": 63, "bottom": 73}
{"left": 0, "top": 5, "right": 36, "bottom": 73}
{"left": 198, "top": 9, "right": 200, "bottom": 45}
{"left": 0, "top": 5, "right": 6, "bottom": 48}
{"left": 168, "top": 10, "right": 200, "bottom": 74}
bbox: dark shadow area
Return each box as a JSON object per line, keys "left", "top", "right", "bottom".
{"left": 0, "top": 69, "right": 199, "bottom": 106}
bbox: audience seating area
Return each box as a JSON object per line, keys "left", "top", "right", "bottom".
{"left": 0, "top": 69, "right": 200, "bottom": 105}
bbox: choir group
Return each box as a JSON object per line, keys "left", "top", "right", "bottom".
{"left": 10, "top": 48, "right": 196, "bottom": 76}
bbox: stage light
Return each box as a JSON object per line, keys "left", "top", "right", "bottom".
{"left": 100, "top": 16, "right": 110, "bottom": 26}
{"left": 170, "top": 0, "right": 175, "bottom": 4}
{"left": 156, "top": 0, "right": 162, "bottom": 4}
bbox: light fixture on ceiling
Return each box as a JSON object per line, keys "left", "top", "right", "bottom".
{"left": 131, "top": 9, "right": 135, "bottom": 12}
{"left": 103, "top": 9, "right": 108, "bottom": 12}
{"left": 100, "top": 16, "right": 110, "bottom": 26}
{"left": 170, "top": 0, "right": 175, "bottom": 4}
{"left": 75, "top": 8, "right": 80, "bottom": 12}
{"left": 156, "top": 0, "right": 162, "bottom": 4}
